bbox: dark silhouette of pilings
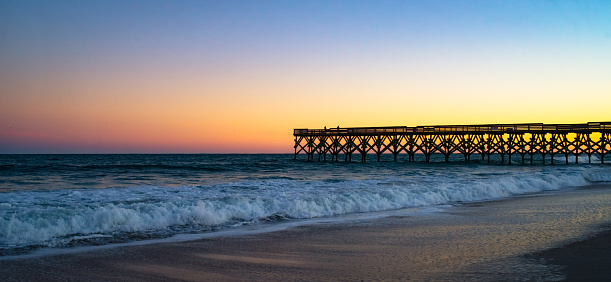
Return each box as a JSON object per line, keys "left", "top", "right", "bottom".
{"left": 293, "top": 122, "right": 611, "bottom": 164}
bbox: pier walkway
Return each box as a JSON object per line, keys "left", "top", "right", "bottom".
{"left": 293, "top": 122, "right": 611, "bottom": 164}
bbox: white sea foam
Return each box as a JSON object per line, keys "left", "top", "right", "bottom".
{"left": 2, "top": 164, "right": 606, "bottom": 252}
{"left": 583, "top": 170, "right": 611, "bottom": 182}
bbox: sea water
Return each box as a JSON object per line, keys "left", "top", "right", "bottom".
{"left": 1, "top": 154, "right": 610, "bottom": 256}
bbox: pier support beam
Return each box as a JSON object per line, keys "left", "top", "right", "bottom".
{"left": 293, "top": 123, "right": 611, "bottom": 165}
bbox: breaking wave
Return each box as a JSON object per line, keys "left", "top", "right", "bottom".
{"left": 2, "top": 165, "right": 606, "bottom": 255}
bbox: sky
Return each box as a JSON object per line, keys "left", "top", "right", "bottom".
{"left": 1, "top": 0, "right": 610, "bottom": 153}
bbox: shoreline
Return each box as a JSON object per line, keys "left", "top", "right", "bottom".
{"left": 2, "top": 185, "right": 610, "bottom": 281}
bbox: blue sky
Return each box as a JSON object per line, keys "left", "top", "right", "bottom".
{"left": 1, "top": 0, "right": 610, "bottom": 153}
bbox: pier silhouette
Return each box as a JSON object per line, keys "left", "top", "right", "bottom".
{"left": 294, "top": 122, "right": 611, "bottom": 164}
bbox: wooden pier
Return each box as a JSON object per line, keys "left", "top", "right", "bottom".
{"left": 293, "top": 122, "right": 611, "bottom": 164}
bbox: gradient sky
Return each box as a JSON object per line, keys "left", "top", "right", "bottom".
{"left": 1, "top": 0, "right": 610, "bottom": 153}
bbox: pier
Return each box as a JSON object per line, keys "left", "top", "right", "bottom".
{"left": 293, "top": 122, "right": 611, "bottom": 164}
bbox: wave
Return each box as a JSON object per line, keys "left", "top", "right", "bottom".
{"left": 551, "top": 154, "right": 601, "bottom": 163}
{"left": 583, "top": 170, "right": 611, "bottom": 182}
{"left": 2, "top": 163, "right": 233, "bottom": 172}
{"left": 2, "top": 166, "right": 606, "bottom": 254}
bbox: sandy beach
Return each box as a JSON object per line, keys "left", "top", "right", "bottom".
{"left": 2, "top": 184, "right": 610, "bottom": 281}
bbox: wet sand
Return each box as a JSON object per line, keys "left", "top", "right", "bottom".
{"left": 529, "top": 227, "right": 611, "bottom": 281}
{"left": 2, "top": 185, "right": 610, "bottom": 281}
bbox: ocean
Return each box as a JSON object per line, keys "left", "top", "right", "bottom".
{"left": 1, "top": 153, "right": 610, "bottom": 257}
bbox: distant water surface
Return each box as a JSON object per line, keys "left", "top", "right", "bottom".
{"left": 1, "top": 154, "right": 610, "bottom": 256}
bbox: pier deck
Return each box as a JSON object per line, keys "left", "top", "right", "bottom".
{"left": 293, "top": 122, "right": 611, "bottom": 164}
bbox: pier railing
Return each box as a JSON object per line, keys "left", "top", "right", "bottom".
{"left": 294, "top": 122, "right": 611, "bottom": 136}
{"left": 293, "top": 122, "right": 611, "bottom": 164}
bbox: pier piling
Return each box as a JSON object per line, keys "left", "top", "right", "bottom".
{"left": 294, "top": 122, "right": 611, "bottom": 164}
